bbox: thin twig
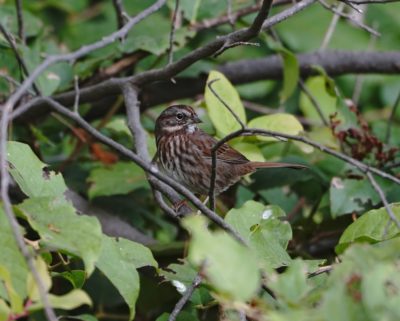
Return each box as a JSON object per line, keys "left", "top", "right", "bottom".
{"left": 308, "top": 265, "right": 333, "bottom": 278}
{"left": 207, "top": 78, "right": 246, "bottom": 211}
{"left": 320, "top": 2, "right": 344, "bottom": 50}
{"left": 385, "top": 89, "right": 400, "bottom": 143}
{"left": 122, "top": 84, "right": 188, "bottom": 216}
{"left": 0, "top": 21, "right": 41, "bottom": 95}
{"left": 298, "top": 80, "right": 329, "bottom": 126}
{"left": 168, "top": 0, "right": 180, "bottom": 65}
{"left": 366, "top": 171, "right": 400, "bottom": 230}
{"left": 112, "top": 0, "right": 129, "bottom": 30}
{"left": 73, "top": 76, "right": 80, "bottom": 113}
{"left": 319, "top": 0, "right": 381, "bottom": 37}
{"left": 168, "top": 273, "right": 203, "bottom": 321}
{"left": 15, "top": 0, "right": 25, "bottom": 44}
{"left": 207, "top": 79, "right": 246, "bottom": 129}
{"left": 227, "top": 0, "right": 234, "bottom": 27}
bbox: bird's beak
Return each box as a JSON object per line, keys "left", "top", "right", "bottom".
{"left": 193, "top": 114, "right": 202, "bottom": 124}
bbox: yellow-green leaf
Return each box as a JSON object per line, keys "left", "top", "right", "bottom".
{"left": 247, "top": 113, "right": 303, "bottom": 142}
{"left": 205, "top": 70, "right": 246, "bottom": 138}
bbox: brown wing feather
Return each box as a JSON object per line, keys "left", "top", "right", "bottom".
{"left": 196, "top": 130, "right": 249, "bottom": 164}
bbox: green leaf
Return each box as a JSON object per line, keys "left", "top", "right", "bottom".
{"left": 329, "top": 177, "right": 380, "bottom": 217}
{"left": 0, "top": 298, "right": 10, "bottom": 321}
{"left": 88, "top": 162, "right": 149, "bottom": 199}
{"left": 0, "top": 207, "right": 28, "bottom": 299}
{"left": 121, "top": 12, "right": 194, "bottom": 55}
{"left": 230, "top": 142, "right": 265, "bottom": 162}
{"left": 205, "top": 70, "right": 246, "bottom": 138}
{"left": 161, "top": 260, "right": 198, "bottom": 288}
{"left": 67, "top": 314, "right": 99, "bottom": 321}
{"left": 362, "top": 263, "right": 400, "bottom": 320}
{"left": 247, "top": 113, "right": 304, "bottom": 142}
{"left": 26, "top": 257, "right": 51, "bottom": 302}
{"left": 0, "top": 6, "right": 42, "bottom": 38}
{"left": 55, "top": 271, "right": 86, "bottom": 289}
{"left": 96, "top": 236, "right": 140, "bottom": 320}
{"left": 336, "top": 203, "right": 400, "bottom": 254}
{"left": 29, "top": 290, "right": 92, "bottom": 312}
{"left": 0, "top": 265, "right": 23, "bottom": 314}
{"left": 17, "top": 197, "right": 102, "bottom": 275}
{"left": 299, "top": 76, "right": 337, "bottom": 126}
{"left": 7, "top": 141, "right": 66, "bottom": 198}
{"left": 114, "top": 238, "right": 158, "bottom": 269}
{"left": 279, "top": 49, "right": 299, "bottom": 102}
{"left": 268, "top": 259, "right": 310, "bottom": 304}
{"left": 225, "top": 201, "right": 292, "bottom": 269}
{"left": 182, "top": 215, "right": 259, "bottom": 302}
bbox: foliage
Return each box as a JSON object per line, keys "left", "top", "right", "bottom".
{"left": 1, "top": 0, "right": 400, "bottom": 321}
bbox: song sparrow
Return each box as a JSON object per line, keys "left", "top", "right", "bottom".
{"left": 155, "top": 105, "right": 305, "bottom": 196}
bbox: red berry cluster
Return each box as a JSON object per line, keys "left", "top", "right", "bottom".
{"left": 330, "top": 102, "right": 398, "bottom": 168}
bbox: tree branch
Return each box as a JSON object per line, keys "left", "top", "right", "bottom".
{"left": 11, "top": 50, "right": 400, "bottom": 121}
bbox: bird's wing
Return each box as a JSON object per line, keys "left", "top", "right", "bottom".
{"left": 196, "top": 130, "right": 249, "bottom": 164}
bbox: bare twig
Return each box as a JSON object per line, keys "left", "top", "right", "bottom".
{"left": 122, "top": 84, "right": 189, "bottom": 216}
{"left": 298, "top": 80, "right": 329, "bottom": 126}
{"left": 207, "top": 79, "right": 246, "bottom": 129}
{"left": 15, "top": 0, "right": 25, "bottom": 44}
{"left": 308, "top": 265, "right": 333, "bottom": 277}
{"left": 385, "top": 89, "right": 400, "bottom": 143}
{"left": 319, "top": 0, "right": 381, "bottom": 37}
{"left": 168, "top": 273, "right": 203, "bottom": 321}
{"left": 0, "top": 21, "right": 41, "bottom": 95}
{"left": 343, "top": 0, "right": 398, "bottom": 3}
{"left": 73, "top": 76, "right": 80, "bottom": 113}
{"left": 366, "top": 171, "right": 400, "bottom": 230}
{"left": 112, "top": 0, "right": 129, "bottom": 30}
{"left": 168, "top": 0, "right": 180, "bottom": 65}
{"left": 320, "top": 2, "right": 344, "bottom": 50}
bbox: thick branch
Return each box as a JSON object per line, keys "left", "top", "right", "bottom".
{"left": 12, "top": 50, "right": 400, "bottom": 121}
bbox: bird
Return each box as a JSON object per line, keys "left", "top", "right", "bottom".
{"left": 155, "top": 104, "right": 306, "bottom": 196}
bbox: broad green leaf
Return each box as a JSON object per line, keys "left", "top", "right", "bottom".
{"left": 7, "top": 141, "right": 66, "bottom": 198}
{"left": 88, "top": 162, "right": 149, "bottom": 199}
{"left": 0, "top": 6, "right": 42, "bottom": 38}
{"left": 29, "top": 290, "right": 92, "bottom": 312}
{"left": 161, "top": 260, "right": 198, "bottom": 288}
{"left": 0, "top": 207, "right": 28, "bottom": 299}
{"left": 20, "top": 46, "right": 61, "bottom": 96}
{"left": 266, "top": 37, "right": 299, "bottom": 102}
{"left": 115, "top": 238, "right": 158, "bottom": 269}
{"left": 0, "top": 298, "right": 10, "bottom": 321}
{"left": 182, "top": 215, "right": 259, "bottom": 302}
{"left": 0, "top": 265, "right": 23, "bottom": 314}
{"left": 336, "top": 203, "right": 400, "bottom": 254}
{"left": 279, "top": 49, "right": 299, "bottom": 102}
{"left": 268, "top": 260, "right": 310, "bottom": 304}
{"left": 17, "top": 197, "right": 102, "bottom": 275}
{"left": 230, "top": 142, "right": 265, "bottom": 162}
{"left": 225, "top": 201, "right": 292, "bottom": 269}
{"left": 54, "top": 271, "right": 86, "bottom": 289}
{"left": 122, "top": 12, "right": 194, "bottom": 55}
{"left": 362, "top": 263, "right": 400, "bottom": 320}
{"left": 26, "top": 257, "right": 51, "bottom": 302}
{"left": 299, "top": 76, "right": 337, "bottom": 125}
{"left": 329, "top": 177, "right": 380, "bottom": 217}
{"left": 96, "top": 236, "right": 140, "bottom": 320}
{"left": 105, "top": 118, "right": 132, "bottom": 137}
{"left": 174, "top": 0, "right": 201, "bottom": 22}
{"left": 205, "top": 70, "right": 246, "bottom": 138}
{"left": 247, "top": 114, "right": 303, "bottom": 142}
{"left": 156, "top": 311, "right": 200, "bottom": 321}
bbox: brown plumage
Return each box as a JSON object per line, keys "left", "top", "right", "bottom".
{"left": 155, "top": 105, "right": 306, "bottom": 195}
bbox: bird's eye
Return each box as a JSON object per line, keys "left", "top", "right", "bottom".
{"left": 176, "top": 113, "right": 184, "bottom": 120}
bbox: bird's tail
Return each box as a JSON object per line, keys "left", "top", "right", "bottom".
{"left": 251, "top": 162, "right": 307, "bottom": 170}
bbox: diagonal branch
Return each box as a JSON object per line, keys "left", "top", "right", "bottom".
{"left": 42, "top": 98, "right": 246, "bottom": 244}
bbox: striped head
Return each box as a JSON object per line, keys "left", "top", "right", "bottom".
{"left": 155, "top": 105, "right": 202, "bottom": 140}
